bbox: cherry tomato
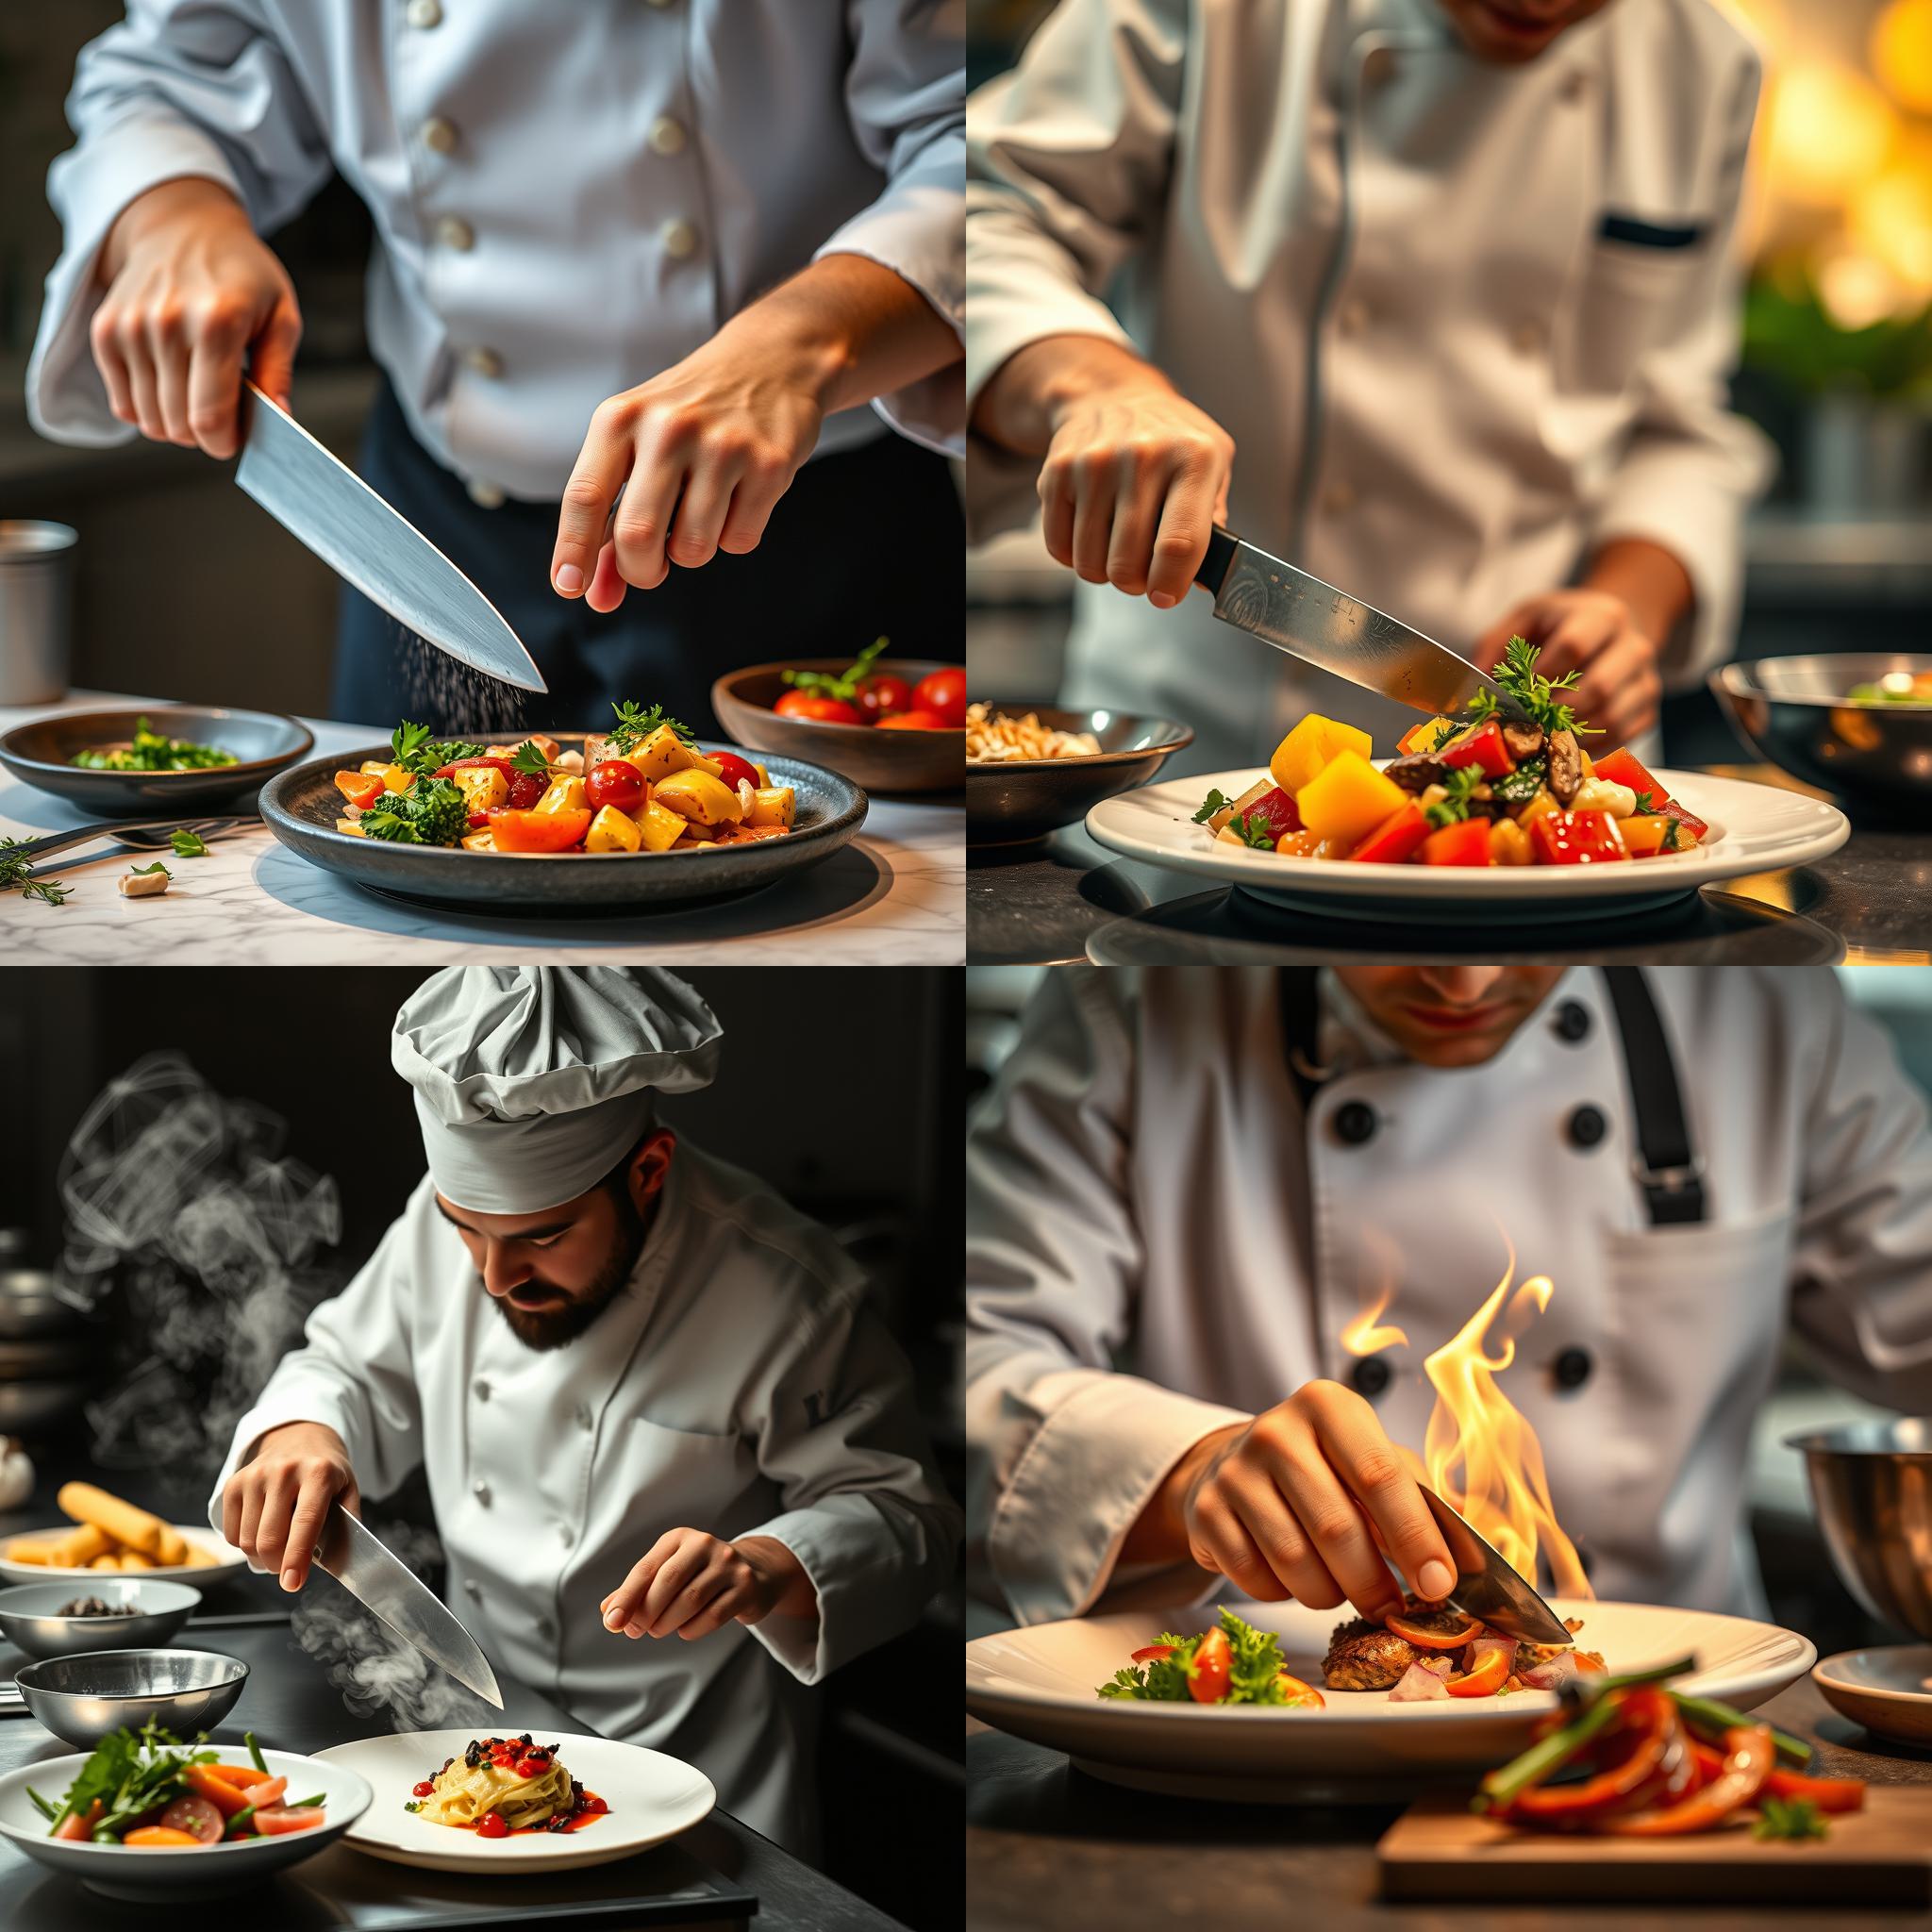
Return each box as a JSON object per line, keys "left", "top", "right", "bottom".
{"left": 242, "top": 1776, "right": 288, "bottom": 1809}
{"left": 711, "top": 752, "right": 761, "bottom": 793}
{"left": 911, "top": 667, "right": 967, "bottom": 727}
{"left": 875, "top": 709, "right": 951, "bottom": 731}
{"left": 476, "top": 1811, "right": 509, "bottom": 1840}
{"left": 507, "top": 771, "right": 546, "bottom": 810}
{"left": 252, "top": 1805, "right": 325, "bottom": 1835}
{"left": 488, "top": 807, "right": 592, "bottom": 853}
{"left": 854, "top": 674, "right": 913, "bottom": 723}
{"left": 412, "top": 1779, "right": 436, "bottom": 1798}
{"left": 774, "top": 691, "right": 861, "bottom": 725}
{"left": 1188, "top": 1625, "right": 1232, "bottom": 1704}
{"left": 157, "top": 1794, "right": 225, "bottom": 1843}
{"left": 585, "top": 758, "right": 645, "bottom": 813}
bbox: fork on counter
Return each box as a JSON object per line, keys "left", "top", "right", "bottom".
{"left": 5, "top": 815, "right": 258, "bottom": 874}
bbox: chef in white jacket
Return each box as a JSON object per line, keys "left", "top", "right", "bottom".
{"left": 213, "top": 967, "right": 958, "bottom": 1854}
{"left": 965, "top": 0, "right": 1774, "bottom": 769}
{"left": 967, "top": 966, "right": 1932, "bottom": 1631}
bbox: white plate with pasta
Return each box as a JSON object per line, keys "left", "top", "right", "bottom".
{"left": 309, "top": 1729, "right": 715, "bottom": 1874}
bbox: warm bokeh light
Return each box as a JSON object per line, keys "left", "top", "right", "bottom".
{"left": 1814, "top": 247, "right": 1906, "bottom": 328}
{"left": 1872, "top": 0, "right": 1932, "bottom": 115}
{"left": 1851, "top": 143, "right": 1932, "bottom": 294}
{"left": 1764, "top": 61, "right": 1899, "bottom": 208}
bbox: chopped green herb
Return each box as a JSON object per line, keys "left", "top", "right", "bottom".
{"left": 1631, "top": 789, "right": 1656, "bottom": 814}
{"left": 606, "top": 699, "right": 695, "bottom": 757}
{"left": 1753, "top": 1796, "right": 1829, "bottom": 1842}
{"left": 390, "top": 721, "right": 487, "bottom": 779}
{"left": 1227, "top": 812, "right": 1275, "bottom": 849}
{"left": 71, "top": 716, "right": 237, "bottom": 772}
{"left": 510, "top": 739, "right": 556, "bottom": 776}
{"left": 0, "top": 837, "right": 71, "bottom": 906}
{"left": 1424, "top": 765, "right": 1487, "bottom": 828}
{"left": 1469, "top": 635, "right": 1601, "bottom": 738}
{"left": 403, "top": 1799, "right": 422, "bottom": 1813}
{"left": 1490, "top": 759, "right": 1546, "bottom": 807}
{"left": 1191, "top": 788, "right": 1232, "bottom": 825}
{"left": 168, "top": 828, "right": 209, "bottom": 858}
{"left": 779, "top": 638, "right": 890, "bottom": 703}
{"left": 128, "top": 860, "right": 172, "bottom": 878}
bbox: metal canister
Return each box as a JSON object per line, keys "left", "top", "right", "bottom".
{"left": 0, "top": 522, "right": 77, "bottom": 706}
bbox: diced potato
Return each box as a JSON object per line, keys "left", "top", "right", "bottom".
{"left": 1489, "top": 819, "right": 1533, "bottom": 866}
{"left": 536, "top": 774, "right": 590, "bottom": 816}
{"left": 627, "top": 723, "right": 700, "bottom": 782}
{"left": 746, "top": 785, "right": 795, "bottom": 828}
{"left": 652, "top": 769, "right": 743, "bottom": 826}
{"left": 460, "top": 829, "right": 497, "bottom": 852}
{"left": 335, "top": 817, "right": 367, "bottom": 837}
{"left": 451, "top": 766, "right": 508, "bottom": 813}
{"left": 634, "top": 800, "right": 687, "bottom": 852}
{"left": 1293, "top": 750, "right": 1408, "bottom": 849}
{"left": 557, "top": 748, "right": 585, "bottom": 775}
{"left": 1271, "top": 716, "right": 1374, "bottom": 797}
{"left": 585, "top": 804, "right": 642, "bottom": 853}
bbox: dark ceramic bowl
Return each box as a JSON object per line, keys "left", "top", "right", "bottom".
{"left": 259, "top": 734, "right": 867, "bottom": 911}
{"left": 0, "top": 707, "right": 313, "bottom": 815}
{"left": 711, "top": 658, "right": 963, "bottom": 793}
{"left": 967, "top": 707, "right": 1193, "bottom": 844}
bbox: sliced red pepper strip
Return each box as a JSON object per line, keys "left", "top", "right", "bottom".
{"left": 1507, "top": 1689, "right": 1675, "bottom": 1823}
{"left": 1386, "top": 1610, "right": 1485, "bottom": 1651}
{"left": 1761, "top": 1765, "right": 1866, "bottom": 1813}
{"left": 1129, "top": 1644, "right": 1176, "bottom": 1664}
{"left": 1607, "top": 1724, "right": 1774, "bottom": 1836}
{"left": 1438, "top": 719, "right": 1517, "bottom": 778}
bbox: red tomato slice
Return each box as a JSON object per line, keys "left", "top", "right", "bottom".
{"left": 54, "top": 1801, "right": 102, "bottom": 1842}
{"left": 912, "top": 667, "right": 967, "bottom": 727}
{"left": 252, "top": 1805, "right": 326, "bottom": 1835}
{"left": 1589, "top": 746, "right": 1662, "bottom": 800}
{"left": 1528, "top": 808, "right": 1628, "bottom": 866}
{"left": 1188, "top": 1626, "right": 1233, "bottom": 1704}
{"left": 711, "top": 753, "right": 761, "bottom": 793}
{"left": 774, "top": 691, "right": 861, "bottom": 725}
{"left": 241, "top": 1775, "right": 288, "bottom": 1809}
{"left": 507, "top": 771, "right": 546, "bottom": 809}
{"left": 1351, "top": 801, "right": 1429, "bottom": 865}
{"left": 1657, "top": 796, "right": 1707, "bottom": 841}
{"left": 1761, "top": 1766, "right": 1866, "bottom": 1812}
{"left": 1444, "top": 1647, "right": 1510, "bottom": 1698}
{"left": 432, "top": 757, "right": 516, "bottom": 780}
{"left": 1385, "top": 1611, "right": 1485, "bottom": 1651}
{"left": 1276, "top": 1672, "right": 1325, "bottom": 1708}
{"left": 157, "top": 1793, "right": 225, "bottom": 1842}
{"left": 1418, "top": 819, "right": 1493, "bottom": 867}
{"left": 488, "top": 808, "right": 592, "bottom": 853}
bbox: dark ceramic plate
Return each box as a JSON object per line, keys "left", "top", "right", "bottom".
{"left": 258, "top": 736, "right": 868, "bottom": 911}
{"left": 711, "top": 658, "right": 963, "bottom": 793}
{"left": 0, "top": 707, "right": 314, "bottom": 815}
{"left": 967, "top": 707, "right": 1193, "bottom": 844}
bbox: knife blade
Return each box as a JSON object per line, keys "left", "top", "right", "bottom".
{"left": 235, "top": 381, "right": 546, "bottom": 694}
{"left": 1418, "top": 1487, "right": 1573, "bottom": 1647}
{"left": 1195, "top": 526, "right": 1526, "bottom": 723}
{"left": 313, "top": 1505, "right": 503, "bottom": 1708}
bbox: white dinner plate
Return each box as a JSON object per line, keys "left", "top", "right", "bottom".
{"left": 966, "top": 1598, "right": 1815, "bottom": 1803}
{"left": 1812, "top": 1645, "right": 1932, "bottom": 1748}
{"left": 0, "top": 1524, "right": 246, "bottom": 1590}
{"left": 311, "top": 1729, "right": 714, "bottom": 1874}
{"left": 1085, "top": 767, "right": 1849, "bottom": 924}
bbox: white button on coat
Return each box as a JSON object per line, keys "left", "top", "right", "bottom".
{"left": 648, "top": 115, "right": 687, "bottom": 157}
{"left": 407, "top": 0, "right": 441, "bottom": 27}
{"left": 422, "top": 116, "right": 458, "bottom": 156}
{"left": 465, "top": 477, "right": 505, "bottom": 508}
{"left": 462, "top": 346, "right": 504, "bottom": 377}
{"left": 660, "top": 217, "right": 698, "bottom": 260}
{"left": 436, "top": 215, "right": 475, "bottom": 252}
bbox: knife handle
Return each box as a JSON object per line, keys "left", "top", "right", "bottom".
{"left": 1196, "top": 525, "right": 1239, "bottom": 598}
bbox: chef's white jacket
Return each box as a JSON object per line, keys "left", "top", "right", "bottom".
{"left": 210, "top": 1141, "right": 959, "bottom": 1853}
{"left": 31, "top": 0, "right": 966, "bottom": 499}
{"left": 965, "top": 0, "right": 1774, "bottom": 768}
{"left": 967, "top": 968, "right": 1932, "bottom": 1627}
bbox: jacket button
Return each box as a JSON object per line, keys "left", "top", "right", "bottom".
{"left": 1553, "top": 1346, "right": 1593, "bottom": 1391}
{"left": 473, "top": 1479, "right": 491, "bottom": 1506}
{"left": 1567, "top": 1104, "right": 1607, "bottom": 1149}
{"left": 1552, "top": 1001, "right": 1591, "bottom": 1043}
{"left": 1350, "top": 1356, "right": 1391, "bottom": 1399}
{"left": 1334, "top": 1100, "right": 1378, "bottom": 1146}
{"left": 464, "top": 1578, "right": 481, "bottom": 1600}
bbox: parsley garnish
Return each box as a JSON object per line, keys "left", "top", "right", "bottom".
{"left": 510, "top": 740, "right": 555, "bottom": 776}
{"left": 605, "top": 700, "right": 695, "bottom": 758}
{"left": 1631, "top": 790, "right": 1655, "bottom": 814}
{"left": 1192, "top": 788, "right": 1232, "bottom": 825}
{"left": 1227, "top": 812, "right": 1275, "bottom": 850}
{"left": 1753, "top": 1796, "right": 1828, "bottom": 1842}
{"left": 1424, "top": 765, "right": 1486, "bottom": 828}
{"left": 0, "top": 837, "right": 71, "bottom": 906}
{"left": 169, "top": 828, "right": 209, "bottom": 858}
{"left": 1469, "top": 635, "right": 1602, "bottom": 738}
{"left": 1096, "top": 1607, "right": 1312, "bottom": 1707}
{"left": 128, "top": 861, "right": 171, "bottom": 878}
{"left": 390, "top": 721, "right": 487, "bottom": 779}
{"left": 403, "top": 1800, "right": 422, "bottom": 1813}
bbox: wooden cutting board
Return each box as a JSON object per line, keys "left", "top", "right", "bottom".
{"left": 1378, "top": 1788, "right": 1932, "bottom": 1903}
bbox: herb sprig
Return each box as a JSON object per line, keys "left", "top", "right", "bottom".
{"left": 1424, "top": 764, "right": 1487, "bottom": 828}
{"left": 1468, "top": 635, "right": 1603, "bottom": 738}
{"left": 1098, "top": 1607, "right": 1307, "bottom": 1707}
{"left": 0, "top": 837, "right": 71, "bottom": 906}
{"left": 605, "top": 700, "right": 695, "bottom": 758}
{"left": 169, "top": 828, "right": 209, "bottom": 858}
{"left": 391, "top": 721, "right": 488, "bottom": 779}
{"left": 1753, "top": 1796, "right": 1829, "bottom": 1842}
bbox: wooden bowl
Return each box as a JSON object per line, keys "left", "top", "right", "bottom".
{"left": 711, "top": 658, "right": 962, "bottom": 794}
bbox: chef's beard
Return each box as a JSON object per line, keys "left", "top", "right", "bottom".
{"left": 489, "top": 1191, "right": 647, "bottom": 1353}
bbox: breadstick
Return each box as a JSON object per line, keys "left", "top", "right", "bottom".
{"left": 90, "top": 1552, "right": 123, "bottom": 1571}
{"left": 47, "top": 1524, "right": 111, "bottom": 1568}
{"left": 5, "top": 1539, "right": 54, "bottom": 1566}
{"left": 117, "top": 1549, "right": 156, "bottom": 1570}
{"left": 151, "top": 1525, "right": 189, "bottom": 1568}
{"left": 184, "top": 1541, "right": 221, "bottom": 1567}
{"left": 58, "top": 1483, "right": 166, "bottom": 1557}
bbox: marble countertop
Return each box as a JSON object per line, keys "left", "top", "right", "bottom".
{"left": 1, "top": 691, "right": 962, "bottom": 963}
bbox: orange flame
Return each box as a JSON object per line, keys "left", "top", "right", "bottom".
{"left": 1392, "top": 1242, "right": 1593, "bottom": 1601}
{"left": 1341, "top": 1283, "right": 1408, "bottom": 1357}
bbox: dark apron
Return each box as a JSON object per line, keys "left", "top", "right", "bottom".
{"left": 330, "top": 375, "right": 963, "bottom": 735}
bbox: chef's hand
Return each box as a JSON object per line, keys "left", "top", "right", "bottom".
{"left": 972, "top": 335, "right": 1235, "bottom": 609}
{"left": 1124, "top": 1382, "right": 1457, "bottom": 1622}
{"left": 90, "top": 176, "right": 302, "bottom": 459}
{"left": 600, "top": 1529, "right": 817, "bottom": 1642}
{"left": 221, "top": 1421, "right": 359, "bottom": 1593}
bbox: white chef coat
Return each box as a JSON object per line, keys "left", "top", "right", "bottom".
{"left": 209, "top": 1141, "right": 960, "bottom": 1854}
{"left": 966, "top": 968, "right": 1932, "bottom": 1628}
{"left": 964, "top": 0, "right": 1774, "bottom": 769}
{"left": 31, "top": 1, "right": 967, "bottom": 498}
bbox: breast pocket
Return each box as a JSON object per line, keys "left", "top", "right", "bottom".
{"left": 624, "top": 1416, "right": 753, "bottom": 1534}
{"left": 1557, "top": 218, "right": 1712, "bottom": 398}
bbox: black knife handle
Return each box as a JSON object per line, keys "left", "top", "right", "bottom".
{"left": 1196, "top": 526, "right": 1239, "bottom": 597}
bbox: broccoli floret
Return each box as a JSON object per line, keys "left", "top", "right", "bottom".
{"left": 358, "top": 775, "right": 470, "bottom": 846}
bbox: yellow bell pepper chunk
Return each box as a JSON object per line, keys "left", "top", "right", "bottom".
{"left": 746, "top": 785, "right": 794, "bottom": 828}
{"left": 1293, "top": 750, "right": 1408, "bottom": 850}
{"left": 535, "top": 774, "right": 589, "bottom": 816}
{"left": 334, "top": 817, "right": 366, "bottom": 838}
{"left": 652, "top": 768, "right": 743, "bottom": 826}
{"left": 626, "top": 724, "right": 699, "bottom": 783}
{"left": 1270, "top": 716, "right": 1374, "bottom": 797}
{"left": 460, "top": 829, "right": 496, "bottom": 852}
{"left": 585, "top": 804, "right": 642, "bottom": 853}
{"left": 451, "top": 766, "right": 508, "bottom": 812}
{"left": 634, "top": 799, "right": 688, "bottom": 852}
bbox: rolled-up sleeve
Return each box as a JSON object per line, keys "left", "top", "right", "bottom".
{"left": 27, "top": 0, "right": 332, "bottom": 447}
{"left": 1587, "top": 44, "right": 1774, "bottom": 685}
{"left": 813, "top": 0, "right": 967, "bottom": 456}
{"left": 966, "top": 968, "right": 1244, "bottom": 1626}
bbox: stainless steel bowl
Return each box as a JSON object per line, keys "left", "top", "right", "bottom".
{"left": 1712, "top": 654, "right": 1932, "bottom": 817}
{"left": 0, "top": 1580, "right": 200, "bottom": 1660}
{"left": 1787, "top": 1419, "right": 1932, "bottom": 1640}
{"left": 13, "top": 1648, "right": 246, "bottom": 1749}
{"left": 967, "top": 708, "right": 1193, "bottom": 844}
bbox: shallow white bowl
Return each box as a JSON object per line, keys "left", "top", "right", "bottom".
{"left": 1813, "top": 1645, "right": 1932, "bottom": 1747}
{"left": 311, "top": 1728, "right": 714, "bottom": 1874}
{"left": 967, "top": 1597, "right": 1815, "bottom": 1802}
{"left": 1085, "top": 767, "right": 1849, "bottom": 925}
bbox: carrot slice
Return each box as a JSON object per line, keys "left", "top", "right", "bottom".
{"left": 242, "top": 1775, "right": 287, "bottom": 1808}
{"left": 124, "top": 1825, "right": 206, "bottom": 1847}
{"left": 184, "top": 1764, "right": 252, "bottom": 1815}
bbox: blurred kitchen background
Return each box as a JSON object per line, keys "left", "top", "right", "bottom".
{"left": 964, "top": 963, "right": 1932, "bottom": 1663}
{"left": 966, "top": 0, "right": 1932, "bottom": 772}
{"left": 0, "top": 965, "right": 963, "bottom": 1932}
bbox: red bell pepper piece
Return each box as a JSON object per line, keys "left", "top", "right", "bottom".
{"left": 1419, "top": 818, "right": 1493, "bottom": 867}
{"left": 1237, "top": 786, "right": 1302, "bottom": 843}
{"left": 1439, "top": 719, "right": 1516, "bottom": 778}
{"left": 1607, "top": 1724, "right": 1774, "bottom": 1836}
{"left": 1507, "top": 1690, "right": 1678, "bottom": 1823}
{"left": 1528, "top": 808, "right": 1628, "bottom": 866}
{"left": 1592, "top": 748, "right": 1708, "bottom": 839}
{"left": 1761, "top": 1765, "right": 1866, "bottom": 1813}
{"left": 1351, "top": 801, "right": 1430, "bottom": 865}
{"left": 333, "top": 770, "right": 387, "bottom": 810}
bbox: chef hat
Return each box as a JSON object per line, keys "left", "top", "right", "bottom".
{"left": 391, "top": 968, "right": 723, "bottom": 1213}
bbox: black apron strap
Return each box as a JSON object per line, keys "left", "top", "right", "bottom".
{"left": 1601, "top": 967, "right": 1707, "bottom": 1226}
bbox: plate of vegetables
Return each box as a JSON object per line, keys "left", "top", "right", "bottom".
{"left": 965, "top": 1599, "right": 1813, "bottom": 1800}
{"left": 0, "top": 1723, "right": 371, "bottom": 1901}
{"left": 1085, "top": 639, "right": 1848, "bottom": 924}
{"left": 0, "top": 706, "right": 313, "bottom": 814}
{"left": 258, "top": 702, "right": 867, "bottom": 911}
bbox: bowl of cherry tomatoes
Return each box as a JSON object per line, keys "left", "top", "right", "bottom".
{"left": 712, "top": 641, "right": 964, "bottom": 793}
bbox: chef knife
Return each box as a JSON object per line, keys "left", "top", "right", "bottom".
{"left": 1194, "top": 526, "right": 1528, "bottom": 723}
{"left": 312, "top": 1504, "right": 504, "bottom": 1708}
{"left": 1415, "top": 1487, "right": 1574, "bottom": 1647}
{"left": 235, "top": 380, "right": 546, "bottom": 695}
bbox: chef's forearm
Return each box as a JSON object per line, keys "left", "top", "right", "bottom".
{"left": 970, "top": 333, "right": 1174, "bottom": 458}
{"left": 733, "top": 1534, "right": 819, "bottom": 1622}
{"left": 1583, "top": 538, "right": 1695, "bottom": 650}
{"left": 730, "top": 252, "right": 959, "bottom": 419}
{"left": 1117, "top": 1421, "right": 1245, "bottom": 1570}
